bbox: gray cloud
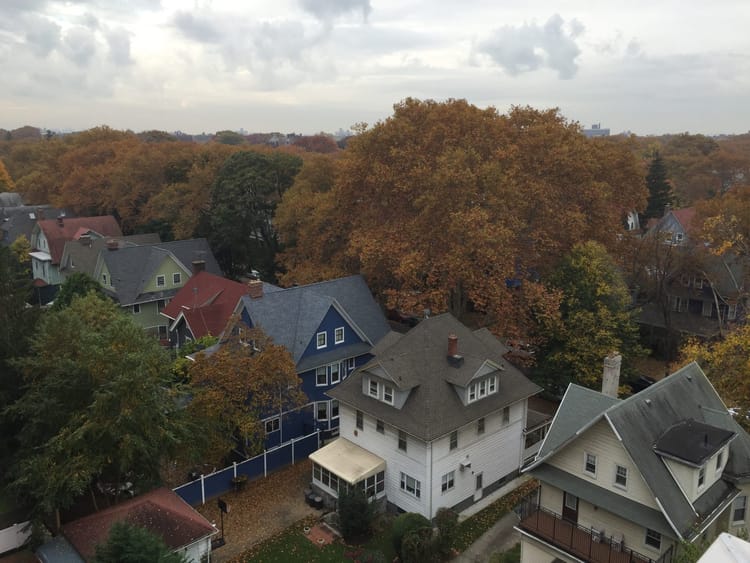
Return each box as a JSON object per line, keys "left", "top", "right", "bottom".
{"left": 23, "top": 13, "right": 62, "bottom": 57}
{"left": 62, "top": 26, "right": 97, "bottom": 67}
{"left": 106, "top": 27, "right": 131, "bottom": 66}
{"left": 173, "top": 11, "right": 222, "bottom": 43}
{"left": 299, "top": 0, "right": 372, "bottom": 24}
{"left": 478, "top": 14, "right": 584, "bottom": 79}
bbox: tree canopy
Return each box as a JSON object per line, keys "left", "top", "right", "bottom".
{"left": 278, "top": 98, "right": 647, "bottom": 337}
{"left": 94, "top": 521, "right": 187, "bottom": 563}
{"left": 642, "top": 151, "right": 673, "bottom": 221}
{"left": 52, "top": 272, "right": 104, "bottom": 310}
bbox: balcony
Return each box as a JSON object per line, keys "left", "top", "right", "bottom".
{"left": 519, "top": 506, "right": 673, "bottom": 563}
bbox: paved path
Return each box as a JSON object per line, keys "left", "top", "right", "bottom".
{"left": 453, "top": 511, "right": 521, "bottom": 563}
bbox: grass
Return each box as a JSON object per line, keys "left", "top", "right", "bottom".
{"left": 239, "top": 480, "right": 538, "bottom": 562}
{"left": 489, "top": 542, "right": 521, "bottom": 563}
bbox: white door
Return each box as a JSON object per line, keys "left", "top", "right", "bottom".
{"left": 474, "top": 472, "right": 483, "bottom": 501}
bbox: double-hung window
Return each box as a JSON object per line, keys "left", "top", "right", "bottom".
{"left": 316, "top": 366, "right": 327, "bottom": 386}
{"left": 334, "top": 327, "right": 345, "bottom": 344}
{"left": 383, "top": 384, "right": 394, "bottom": 404}
{"left": 316, "top": 331, "right": 327, "bottom": 349}
{"left": 449, "top": 431, "right": 458, "bottom": 450}
{"left": 615, "top": 465, "right": 628, "bottom": 488}
{"left": 400, "top": 473, "right": 421, "bottom": 498}
{"left": 698, "top": 466, "right": 706, "bottom": 488}
{"left": 173, "top": 272, "right": 181, "bottom": 284}
{"left": 733, "top": 495, "right": 747, "bottom": 523}
{"left": 398, "top": 430, "right": 407, "bottom": 452}
{"left": 645, "top": 529, "right": 661, "bottom": 550}
{"left": 369, "top": 379, "right": 379, "bottom": 398}
{"left": 441, "top": 471, "right": 455, "bottom": 493}
{"left": 156, "top": 275, "right": 165, "bottom": 287}
{"left": 584, "top": 453, "right": 597, "bottom": 476}
{"left": 330, "top": 363, "right": 341, "bottom": 384}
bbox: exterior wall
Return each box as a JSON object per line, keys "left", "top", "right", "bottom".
{"left": 663, "top": 446, "right": 727, "bottom": 503}
{"left": 141, "top": 256, "right": 189, "bottom": 293}
{"left": 128, "top": 299, "right": 170, "bottom": 336}
{"left": 178, "top": 537, "right": 212, "bottom": 563}
{"left": 339, "top": 405, "right": 429, "bottom": 516}
{"left": 547, "top": 419, "right": 659, "bottom": 511}
{"left": 99, "top": 262, "right": 113, "bottom": 289}
{"left": 429, "top": 402, "right": 525, "bottom": 518}
{"left": 539, "top": 482, "right": 674, "bottom": 560}
{"left": 727, "top": 483, "right": 750, "bottom": 537}
{"left": 299, "top": 306, "right": 366, "bottom": 361}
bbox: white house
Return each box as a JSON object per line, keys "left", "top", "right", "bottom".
{"left": 517, "top": 362, "right": 750, "bottom": 563}
{"left": 314, "top": 313, "right": 544, "bottom": 519}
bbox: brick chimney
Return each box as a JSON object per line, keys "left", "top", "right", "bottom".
{"left": 602, "top": 352, "right": 622, "bottom": 398}
{"left": 57, "top": 215, "right": 64, "bottom": 227}
{"left": 447, "top": 334, "right": 464, "bottom": 367}
{"left": 106, "top": 239, "right": 118, "bottom": 251}
{"left": 247, "top": 279, "right": 263, "bottom": 299}
{"left": 191, "top": 260, "right": 206, "bottom": 275}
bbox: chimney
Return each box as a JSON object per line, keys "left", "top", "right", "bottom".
{"left": 106, "top": 239, "right": 118, "bottom": 251}
{"left": 57, "top": 215, "right": 64, "bottom": 227}
{"left": 247, "top": 279, "right": 263, "bottom": 299}
{"left": 602, "top": 352, "right": 622, "bottom": 398}
{"left": 192, "top": 260, "right": 206, "bottom": 275}
{"left": 447, "top": 334, "right": 464, "bottom": 367}
{"left": 37, "top": 208, "right": 45, "bottom": 220}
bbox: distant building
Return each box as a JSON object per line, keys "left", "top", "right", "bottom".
{"left": 583, "top": 123, "right": 611, "bottom": 138}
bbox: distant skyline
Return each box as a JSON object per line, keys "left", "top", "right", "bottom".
{"left": 1, "top": 1, "right": 749, "bottom": 136}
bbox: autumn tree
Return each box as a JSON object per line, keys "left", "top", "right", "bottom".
{"left": 277, "top": 99, "right": 647, "bottom": 337}
{"left": 681, "top": 325, "right": 750, "bottom": 432}
{"left": 208, "top": 150, "right": 303, "bottom": 278}
{"left": 186, "top": 326, "right": 306, "bottom": 461}
{"left": 642, "top": 151, "right": 673, "bottom": 222}
{"left": 6, "top": 294, "right": 193, "bottom": 527}
{"left": 533, "top": 241, "right": 645, "bottom": 393}
{"left": 0, "top": 159, "right": 15, "bottom": 191}
{"left": 698, "top": 185, "right": 750, "bottom": 258}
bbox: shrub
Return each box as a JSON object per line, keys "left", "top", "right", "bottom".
{"left": 401, "top": 526, "right": 436, "bottom": 563}
{"left": 337, "top": 484, "right": 373, "bottom": 541}
{"left": 391, "top": 512, "right": 431, "bottom": 559}
{"left": 434, "top": 507, "right": 459, "bottom": 556}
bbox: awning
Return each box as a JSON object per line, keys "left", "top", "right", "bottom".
{"left": 30, "top": 251, "right": 52, "bottom": 261}
{"left": 309, "top": 438, "right": 385, "bottom": 484}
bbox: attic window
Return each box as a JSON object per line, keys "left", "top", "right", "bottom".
{"left": 467, "top": 375, "right": 498, "bottom": 404}
{"left": 173, "top": 272, "right": 181, "bottom": 284}
{"left": 334, "top": 327, "right": 344, "bottom": 344}
{"left": 316, "top": 331, "right": 327, "bottom": 349}
{"left": 156, "top": 275, "right": 166, "bottom": 287}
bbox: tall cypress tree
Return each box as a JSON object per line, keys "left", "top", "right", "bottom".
{"left": 643, "top": 151, "right": 673, "bottom": 220}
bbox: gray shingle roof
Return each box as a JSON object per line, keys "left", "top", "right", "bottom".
{"left": 0, "top": 205, "right": 70, "bottom": 246}
{"left": 328, "top": 313, "right": 541, "bottom": 441}
{"left": 238, "top": 274, "right": 390, "bottom": 365}
{"left": 60, "top": 234, "right": 161, "bottom": 279}
{"left": 530, "top": 362, "right": 750, "bottom": 540}
{"left": 98, "top": 238, "right": 221, "bottom": 305}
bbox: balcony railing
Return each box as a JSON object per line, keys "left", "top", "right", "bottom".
{"left": 518, "top": 505, "right": 673, "bottom": 563}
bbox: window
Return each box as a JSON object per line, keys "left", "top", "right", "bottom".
{"left": 728, "top": 304, "right": 738, "bottom": 321}
{"left": 316, "top": 464, "right": 340, "bottom": 492}
{"left": 335, "top": 327, "right": 345, "bottom": 344}
{"left": 698, "top": 466, "right": 706, "bottom": 488}
{"left": 469, "top": 386, "right": 476, "bottom": 402}
{"left": 156, "top": 275, "right": 166, "bottom": 287}
{"left": 356, "top": 410, "right": 363, "bottom": 430}
{"left": 360, "top": 471, "right": 385, "bottom": 498}
{"left": 383, "top": 385, "right": 394, "bottom": 404}
{"left": 615, "top": 465, "right": 628, "bottom": 488}
{"left": 331, "top": 400, "right": 339, "bottom": 419}
{"left": 132, "top": 304, "right": 141, "bottom": 314}
{"left": 441, "top": 471, "right": 455, "bottom": 493}
{"left": 376, "top": 419, "right": 384, "bottom": 434}
{"left": 265, "top": 417, "right": 280, "bottom": 433}
{"left": 330, "top": 363, "right": 341, "bottom": 384}
{"left": 400, "top": 473, "right": 421, "bottom": 498}
{"left": 173, "top": 272, "right": 181, "bottom": 284}
{"left": 675, "top": 232, "right": 684, "bottom": 243}
{"left": 369, "top": 379, "right": 379, "bottom": 398}
{"left": 645, "top": 529, "right": 661, "bottom": 550}
{"left": 347, "top": 357, "right": 356, "bottom": 370}
{"left": 694, "top": 277, "right": 704, "bottom": 289}
{"left": 584, "top": 453, "right": 597, "bottom": 476}
{"left": 503, "top": 406, "right": 510, "bottom": 425}
{"left": 316, "top": 367, "right": 327, "bottom": 386}
{"left": 733, "top": 495, "right": 747, "bottom": 523}
{"left": 316, "top": 331, "right": 327, "bottom": 349}
{"left": 489, "top": 376, "right": 497, "bottom": 393}
{"left": 398, "top": 430, "right": 407, "bottom": 452}
{"left": 468, "top": 376, "right": 498, "bottom": 404}
{"left": 449, "top": 431, "right": 458, "bottom": 451}
{"left": 102, "top": 273, "right": 108, "bottom": 285}
{"left": 717, "top": 451, "right": 724, "bottom": 472}
{"left": 158, "top": 325, "right": 167, "bottom": 339}
{"left": 477, "top": 417, "right": 485, "bottom": 435}
{"left": 157, "top": 299, "right": 166, "bottom": 311}
{"left": 316, "top": 402, "right": 328, "bottom": 421}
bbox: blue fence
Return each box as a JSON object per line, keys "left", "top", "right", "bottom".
{"left": 173, "top": 430, "right": 320, "bottom": 506}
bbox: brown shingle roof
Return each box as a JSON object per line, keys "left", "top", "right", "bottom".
{"left": 37, "top": 216, "right": 122, "bottom": 264}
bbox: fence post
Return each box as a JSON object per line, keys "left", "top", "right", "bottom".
{"left": 233, "top": 461, "right": 237, "bottom": 478}
{"left": 200, "top": 474, "right": 205, "bottom": 506}
{"left": 264, "top": 449, "right": 267, "bottom": 477}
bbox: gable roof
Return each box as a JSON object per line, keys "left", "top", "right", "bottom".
{"left": 236, "top": 274, "right": 390, "bottom": 366}
{"left": 62, "top": 487, "right": 215, "bottom": 561}
{"left": 162, "top": 271, "right": 252, "bottom": 339}
{"left": 671, "top": 207, "right": 697, "bottom": 233}
{"left": 530, "top": 362, "right": 750, "bottom": 540}
{"left": 329, "top": 313, "right": 541, "bottom": 441}
{"left": 60, "top": 234, "right": 161, "bottom": 279}
{"left": 36, "top": 216, "right": 122, "bottom": 264}
{"left": 1, "top": 204, "right": 73, "bottom": 246}
{"left": 97, "top": 238, "right": 221, "bottom": 305}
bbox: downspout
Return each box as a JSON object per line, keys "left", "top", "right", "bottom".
{"left": 428, "top": 440, "right": 434, "bottom": 519}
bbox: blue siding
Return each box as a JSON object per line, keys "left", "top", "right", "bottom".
{"left": 300, "top": 306, "right": 364, "bottom": 360}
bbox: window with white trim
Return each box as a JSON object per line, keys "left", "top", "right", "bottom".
{"left": 331, "top": 400, "right": 339, "bottom": 419}
{"left": 156, "top": 275, "right": 165, "bottom": 287}
{"left": 441, "top": 471, "right": 455, "bottom": 493}
{"left": 615, "top": 465, "right": 628, "bottom": 488}
{"left": 376, "top": 419, "right": 384, "bottom": 433}
{"left": 316, "top": 366, "right": 327, "bottom": 386}
{"left": 400, "top": 473, "right": 421, "bottom": 498}
{"left": 132, "top": 304, "right": 140, "bottom": 314}
{"left": 645, "top": 529, "right": 661, "bottom": 550}
{"left": 733, "top": 495, "right": 747, "bottom": 523}
{"left": 316, "top": 402, "right": 328, "bottom": 421}
{"left": 728, "top": 304, "right": 738, "bottom": 320}
{"left": 334, "top": 327, "right": 344, "bottom": 344}
{"left": 173, "top": 272, "right": 181, "bottom": 284}
{"left": 449, "top": 431, "right": 458, "bottom": 451}
{"left": 698, "top": 466, "right": 705, "bottom": 488}
{"left": 584, "top": 453, "right": 597, "bottom": 476}
{"left": 330, "top": 363, "right": 341, "bottom": 384}
{"left": 265, "top": 417, "right": 280, "bottom": 433}
{"left": 102, "top": 273, "right": 108, "bottom": 285}
{"left": 383, "top": 384, "right": 394, "bottom": 404}
{"left": 398, "top": 430, "right": 407, "bottom": 452}
{"left": 468, "top": 376, "right": 498, "bottom": 403}
{"left": 316, "top": 331, "right": 327, "bottom": 349}
{"left": 369, "top": 379, "right": 379, "bottom": 398}
{"left": 347, "top": 357, "right": 355, "bottom": 370}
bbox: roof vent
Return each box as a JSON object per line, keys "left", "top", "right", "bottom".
{"left": 645, "top": 399, "right": 652, "bottom": 406}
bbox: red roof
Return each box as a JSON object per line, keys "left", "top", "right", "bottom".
{"left": 62, "top": 488, "right": 215, "bottom": 561}
{"left": 37, "top": 216, "right": 122, "bottom": 264}
{"left": 162, "top": 271, "right": 249, "bottom": 338}
{"left": 671, "top": 207, "right": 697, "bottom": 234}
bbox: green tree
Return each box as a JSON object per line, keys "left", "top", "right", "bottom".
{"left": 6, "top": 295, "right": 194, "bottom": 527}
{"left": 52, "top": 272, "right": 104, "bottom": 310}
{"left": 337, "top": 483, "right": 374, "bottom": 541}
{"left": 391, "top": 512, "right": 431, "bottom": 560}
{"left": 208, "top": 151, "right": 302, "bottom": 279}
{"left": 94, "top": 521, "right": 187, "bottom": 563}
{"left": 642, "top": 151, "right": 674, "bottom": 222}
{"left": 534, "top": 241, "right": 645, "bottom": 393}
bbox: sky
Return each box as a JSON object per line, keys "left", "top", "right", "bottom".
{"left": 1, "top": 0, "right": 749, "bottom": 136}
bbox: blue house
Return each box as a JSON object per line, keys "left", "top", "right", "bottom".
{"left": 234, "top": 275, "right": 390, "bottom": 449}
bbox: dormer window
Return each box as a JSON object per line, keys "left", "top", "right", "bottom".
{"left": 467, "top": 375, "right": 498, "bottom": 404}
{"left": 316, "top": 331, "right": 327, "bottom": 349}
{"left": 334, "top": 327, "right": 344, "bottom": 344}
{"left": 698, "top": 466, "right": 705, "bottom": 488}
{"left": 369, "top": 379, "right": 379, "bottom": 398}
{"left": 102, "top": 273, "right": 107, "bottom": 285}
{"left": 383, "top": 385, "right": 394, "bottom": 404}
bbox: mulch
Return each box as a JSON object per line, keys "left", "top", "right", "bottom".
{"left": 194, "top": 458, "right": 319, "bottom": 562}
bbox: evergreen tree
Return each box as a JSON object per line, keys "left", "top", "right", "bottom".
{"left": 94, "top": 522, "right": 187, "bottom": 563}
{"left": 643, "top": 151, "right": 674, "bottom": 221}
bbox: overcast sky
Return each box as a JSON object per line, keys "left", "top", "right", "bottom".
{"left": 1, "top": 0, "right": 748, "bottom": 136}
